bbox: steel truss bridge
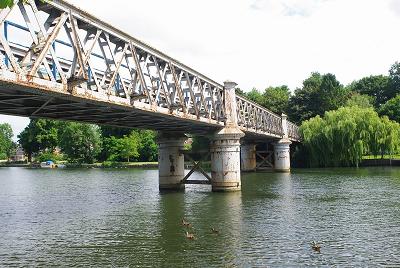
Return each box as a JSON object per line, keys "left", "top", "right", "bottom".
{"left": 0, "top": 0, "right": 300, "bottom": 142}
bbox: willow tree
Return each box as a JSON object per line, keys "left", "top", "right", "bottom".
{"left": 300, "top": 106, "right": 400, "bottom": 167}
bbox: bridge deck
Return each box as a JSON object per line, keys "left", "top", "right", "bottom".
{"left": 0, "top": 79, "right": 220, "bottom": 135}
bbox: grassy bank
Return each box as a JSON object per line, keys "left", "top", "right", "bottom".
{"left": 362, "top": 155, "right": 400, "bottom": 160}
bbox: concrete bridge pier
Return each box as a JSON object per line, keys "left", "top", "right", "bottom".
{"left": 274, "top": 139, "right": 291, "bottom": 172}
{"left": 157, "top": 133, "right": 187, "bottom": 191}
{"left": 274, "top": 114, "right": 292, "bottom": 172}
{"left": 240, "top": 143, "right": 257, "bottom": 172}
{"left": 210, "top": 128, "right": 244, "bottom": 191}
{"left": 210, "top": 80, "right": 245, "bottom": 191}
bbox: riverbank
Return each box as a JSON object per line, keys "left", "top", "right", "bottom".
{"left": 0, "top": 161, "right": 159, "bottom": 169}
{"left": 0, "top": 161, "right": 213, "bottom": 169}
{"left": 360, "top": 159, "right": 400, "bottom": 167}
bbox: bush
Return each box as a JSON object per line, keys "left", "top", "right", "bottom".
{"left": 36, "top": 151, "right": 63, "bottom": 163}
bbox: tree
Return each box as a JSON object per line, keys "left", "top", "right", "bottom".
{"left": 345, "top": 93, "right": 374, "bottom": 109}
{"left": 0, "top": 0, "right": 47, "bottom": 8}
{"left": 246, "top": 88, "right": 264, "bottom": 104}
{"left": 349, "top": 75, "right": 391, "bottom": 108}
{"left": 100, "top": 125, "right": 131, "bottom": 138}
{"left": 288, "top": 72, "right": 348, "bottom": 124}
{"left": 0, "top": 123, "right": 13, "bottom": 160}
{"left": 18, "top": 119, "right": 59, "bottom": 162}
{"left": 137, "top": 130, "right": 157, "bottom": 162}
{"left": 59, "top": 122, "right": 102, "bottom": 163}
{"left": 300, "top": 106, "right": 400, "bottom": 167}
{"left": 262, "top": 85, "right": 290, "bottom": 114}
{"left": 119, "top": 132, "right": 140, "bottom": 162}
{"left": 379, "top": 94, "right": 400, "bottom": 123}
{"left": 0, "top": 0, "right": 15, "bottom": 8}
{"left": 319, "top": 73, "right": 348, "bottom": 111}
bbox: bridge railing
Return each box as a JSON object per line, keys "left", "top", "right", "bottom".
{"left": 287, "top": 121, "right": 301, "bottom": 141}
{"left": 236, "top": 95, "right": 283, "bottom": 136}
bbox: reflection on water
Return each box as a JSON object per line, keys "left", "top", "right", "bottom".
{"left": 0, "top": 167, "right": 400, "bottom": 267}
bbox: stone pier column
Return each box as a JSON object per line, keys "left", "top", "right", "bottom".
{"left": 157, "top": 133, "right": 186, "bottom": 191}
{"left": 274, "top": 113, "right": 291, "bottom": 172}
{"left": 274, "top": 139, "right": 291, "bottom": 172}
{"left": 210, "top": 80, "right": 244, "bottom": 191}
{"left": 240, "top": 144, "right": 257, "bottom": 172}
{"left": 210, "top": 128, "right": 244, "bottom": 191}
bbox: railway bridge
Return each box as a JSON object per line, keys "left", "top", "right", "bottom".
{"left": 0, "top": 0, "right": 300, "bottom": 191}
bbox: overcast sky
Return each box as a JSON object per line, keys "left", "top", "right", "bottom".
{"left": 1, "top": 0, "right": 400, "bottom": 139}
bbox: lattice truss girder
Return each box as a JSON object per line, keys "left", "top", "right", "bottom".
{"left": 0, "top": 0, "right": 225, "bottom": 121}
{"left": 287, "top": 121, "right": 300, "bottom": 141}
{"left": 236, "top": 95, "right": 284, "bottom": 136}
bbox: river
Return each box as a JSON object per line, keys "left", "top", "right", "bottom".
{"left": 0, "top": 167, "right": 399, "bottom": 267}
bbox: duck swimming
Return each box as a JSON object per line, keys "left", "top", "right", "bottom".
{"left": 181, "top": 218, "right": 191, "bottom": 228}
{"left": 186, "top": 231, "right": 195, "bottom": 240}
{"left": 311, "top": 241, "right": 321, "bottom": 253}
{"left": 211, "top": 227, "right": 219, "bottom": 234}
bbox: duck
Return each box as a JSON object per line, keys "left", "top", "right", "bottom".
{"left": 311, "top": 241, "right": 321, "bottom": 253}
{"left": 211, "top": 227, "right": 219, "bottom": 234}
{"left": 181, "top": 218, "right": 192, "bottom": 228}
{"left": 186, "top": 231, "right": 195, "bottom": 240}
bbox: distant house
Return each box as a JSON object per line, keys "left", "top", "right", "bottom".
{"left": 10, "top": 146, "right": 26, "bottom": 162}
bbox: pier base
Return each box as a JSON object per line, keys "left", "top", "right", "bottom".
{"left": 210, "top": 127, "right": 244, "bottom": 192}
{"left": 240, "top": 144, "right": 257, "bottom": 172}
{"left": 274, "top": 138, "right": 292, "bottom": 172}
{"left": 158, "top": 133, "right": 186, "bottom": 191}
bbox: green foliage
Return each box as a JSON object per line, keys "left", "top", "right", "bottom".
{"left": 18, "top": 119, "right": 59, "bottom": 161}
{"left": 246, "top": 88, "right": 264, "bottom": 105}
{"left": 241, "top": 86, "right": 290, "bottom": 114}
{"left": 103, "top": 132, "right": 139, "bottom": 162}
{"left": 349, "top": 75, "right": 391, "bottom": 107}
{"left": 345, "top": 93, "right": 374, "bottom": 109}
{"left": 191, "top": 136, "right": 210, "bottom": 152}
{"left": 36, "top": 151, "right": 63, "bottom": 163}
{"left": 379, "top": 94, "right": 400, "bottom": 123}
{"left": 288, "top": 72, "right": 349, "bottom": 124}
{"left": 0, "top": 0, "right": 47, "bottom": 8}
{"left": 235, "top": 88, "right": 245, "bottom": 96}
{"left": 0, "top": 0, "right": 14, "bottom": 9}
{"left": 262, "top": 86, "right": 290, "bottom": 114}
{"left": 300, "top": 106, "right": 400, "bottom": 167}
{"left": 389, "top": 61, "right": 400, "bottom": 95}
{"left": 102, "top": 129, "right": 157, "bottom": 162}
{"left": 59, "top": 122, "right": 102, "bottom": 164}
{"left": 100, "top": 125, "right": 131, "bottom": 138}
{"left": 0, "top": 123, "right": 13, "bottom": 159}
{"left": 137, "top": 130, "right": 157, "bottom": 162}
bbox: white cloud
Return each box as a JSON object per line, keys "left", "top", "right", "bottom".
{"left": 390, "top": 0, "right": 400, "bottom": 16}
{"left": 250, "top": 0, "right": 329, "bottom": 17}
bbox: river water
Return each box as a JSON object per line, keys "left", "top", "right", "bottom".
{"left": 0, "top": 167, "right": 399, "bottom": 267}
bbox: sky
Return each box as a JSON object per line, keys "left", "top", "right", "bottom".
{"left": 1, "top": 0, "right": 400, "bottom": 139}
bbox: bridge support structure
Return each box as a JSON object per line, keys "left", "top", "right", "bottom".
{"left": 240, "top": 143, "right": 257, "bottom": 172}
{"left": 157, "top": 133, "right": 187, "bottom": 191}
{"left": 210, "top": 80, "right": 244, "bottom": 192}
{"left": 274, "top": 139, "right": 291, "bottom": 172}
{"left": 274, "top": 114, "right": 292, "bottom": 172}
{"left": 210, "top": 127, "right": 244, "bottom": 191}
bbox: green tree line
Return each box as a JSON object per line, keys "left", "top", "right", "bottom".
{"left": 238, "top": 62, "right": 400, "bottom": 167}
{"left": 17, "top": 120, "right": 157, "bottom": 164}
